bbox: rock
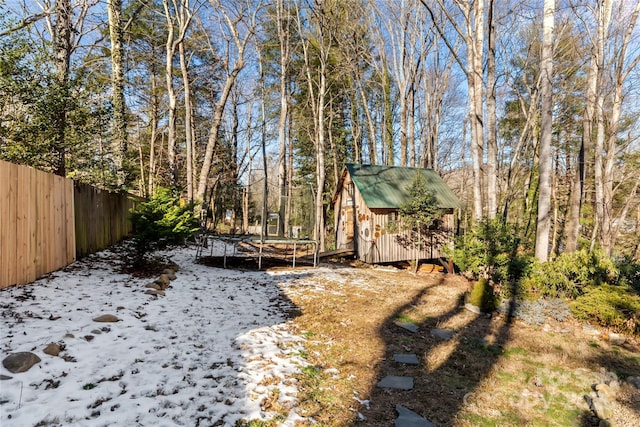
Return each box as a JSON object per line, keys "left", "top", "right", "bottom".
{"left": 464, "top": 303, "right": 482, "bottom": 314}
{"left": 162, "top": 269, "right": 177, "bottom": 280}
{"left": 592, "top": 396, "right": 613, "bottom": 420}
{"left": 84, "top": 335, "right": 94, "bottom": 341}
{"left": 0, "top": 375, "right": 12, "bottom": 380}
{"left": 607, "top": 333, "right": 626, "bottom": 346}
{"left": 2, "top": 352, "right": 41, "bottom": 373}
{"left": 583, "top": 324, "right": 601, "bottom": 336}
{"left": 376, "top": 375, "right": 414, "bottom": 390}
{"left": 395, "top": 405, "right": 436, "bottom": 427}
{"left": 431, "top": 328, "right": 455, "bottom": 341}
{"left": 599, "top": 420, "right": 613, "bottom": 427}
{"left": 627, "top": 376, "right": 640, "bottom": 389}
{"left": 154, "top": 274, "right": 171, "bottom": 289}
{"left": 64, "top": 333, "right": 75, "bottom": 339}
{"left": 145, "top": 289, "right": 165, "bottom": 297}
{"left": 93, "top": 314, "right": 119, "bottom": 323}
{"left": 91, "top": 329, "right": 102, "bottom": 335}
{"left": 145, "top": 283, "right": 162, "bottom": 290}
{"left": 394, "top": 321, "right": 419, "bottom": 333}
{"left": 43, "top": 342, "right": 61, "bottom": 357}
{"left": 393, "top": 354, "right": 420, "bottom": 365}
{"left": 595, "top": 383, "right": 617, "bottom": 400}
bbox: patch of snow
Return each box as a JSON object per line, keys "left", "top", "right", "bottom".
{"left": 1, "top": 245, "right": 308, "bottom": 426}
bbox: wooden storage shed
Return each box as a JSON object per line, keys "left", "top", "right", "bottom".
{"left": 333, "top": 163, "right": 463, "bottom": 263}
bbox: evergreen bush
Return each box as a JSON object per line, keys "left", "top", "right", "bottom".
{"left": 129, "top": 188, "right": 199, "bottom": 260}
{"left": 522, "top": 249, "right": 617, "bottom": 298}
{"left": 570, "top": 284, "right": 640, "bottom": 335}
{"left": 468, "top": 278, "right": 498, "bottom": 312}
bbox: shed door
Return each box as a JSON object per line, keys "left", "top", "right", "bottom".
{"left": 345, "top": 207, "right": 354, "bottom": 240}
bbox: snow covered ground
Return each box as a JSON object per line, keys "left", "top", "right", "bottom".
{"left": 0, "top": 243, "right": 311, "bottom": 426}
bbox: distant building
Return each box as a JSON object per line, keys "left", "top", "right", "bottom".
{"left": 332, "top": 164, "right": 463, "bottom": 263}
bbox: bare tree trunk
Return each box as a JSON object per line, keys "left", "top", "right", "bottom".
{"left": 196, "top": 2, "right": 257, "bottom": 203}
{"left": 178, "top": 40, "right": 194, "bottom": 201}
{"left": 535, "top": 0, "right": 555, "bottom": 262}
{"left": 163, "top": 0, "right": 193, "bottom": 189}
{"left": 593, "top": 0, "right": 613, "bottom": 251}
{"left": 148, "top": 68, "right": 160, "bottom": 197}
{"left": 107, "top": 0, "right": 128, "bottom": 188}
{"left": 163, "top": 0, "right": 178, "bottom": 187}
{"left": 601, "top": 0, "right": 639, "bottom": 255}
{"left": 356, "top": 78, "right": 378, "bottom": 164}
{"left": 486, "top": 0, "right": 498, "bottom": 219}
{"left": 52, "top": 0, "right": 72, "bottom": 177}
{"left": 242, "top": 105, "right": 253, "bottom": 234}
{"left": 276, "top": 0, "right": 289, "bottom": 237}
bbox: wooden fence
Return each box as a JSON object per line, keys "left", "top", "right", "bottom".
{"left": 0, "top": 161, "right": 138, "bottom": 288}
{"left": 74, "top": 183, "right": 138, "bottom": 258}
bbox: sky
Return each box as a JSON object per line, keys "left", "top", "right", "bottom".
{"left": 0, "top": 242, "right": 312, "bottom": 426}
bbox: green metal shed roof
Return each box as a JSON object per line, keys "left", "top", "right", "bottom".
{"left": 345, "top": 163, "right": 463, "bottom": 209}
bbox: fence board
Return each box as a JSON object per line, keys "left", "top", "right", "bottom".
{"left": 0, "top": 161, "right": 138, "bottom": 288}
{"left": 73, "top": 183, "right": 138, "bottom": 259}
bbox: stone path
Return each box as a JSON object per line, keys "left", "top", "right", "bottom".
{"left": 375, "top": 322, "right": 444, "bottom": 426}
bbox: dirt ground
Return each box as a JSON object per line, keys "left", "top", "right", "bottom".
{"left": 275, "top": 261, "right": 640, "bottom": 427}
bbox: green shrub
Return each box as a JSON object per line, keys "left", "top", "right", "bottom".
{"left": 451, "top": 218, "right": 532, "bottom": 293}
{"left": 129, "top": 187, "right": 199, "bottom": 259}
{"left": 615, "top": 256, "right": 640, "bottom": 291}
{"left": 468, "top": 278, "right": 498, "bottom": 312}
{"left": 570, "top": 284, "right": 640, "bottom": 335}
{"left": 523, "top": 249, "right": 617, "bottom": 298}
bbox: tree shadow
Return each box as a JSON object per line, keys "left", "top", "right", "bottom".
{"left": 353, "top": 273, "right": 516, "bottom": 426}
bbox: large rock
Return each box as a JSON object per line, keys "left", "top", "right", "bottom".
{"left": 3, "top": 352, "right": 41, "bottom": 373}
{"left": 93, "top": 314, "right": 120, "bottom": 323}
{"left": 145, "top": 289, "right": 165, "bottom": 297}
{"left": 145, "top": 282, "right": 162, "bottom": 290}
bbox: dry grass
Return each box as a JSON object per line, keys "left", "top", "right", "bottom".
{"left": 274, "top": 263, "right": 640, "bottom": 427}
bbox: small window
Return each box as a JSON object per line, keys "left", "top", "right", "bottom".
{"left": 387, "top": 211, "right": 398, "bottom": 223}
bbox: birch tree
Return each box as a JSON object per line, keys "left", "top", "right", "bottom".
{"left": 534, "top": 0, "right": 555, "bottom": 262}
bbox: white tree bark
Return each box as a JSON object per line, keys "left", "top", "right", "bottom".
{"left": 535, "top": 0, "right": 555, "bottom": 262}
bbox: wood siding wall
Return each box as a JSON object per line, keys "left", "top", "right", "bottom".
{"left": 0, "top": 160, "right": 75, "bottom": 288}
{"left": 334, "top": 175, "right": 456, "bottom": 263}
{"left": 0, "top": 161, "right": 138, "bottom": 288}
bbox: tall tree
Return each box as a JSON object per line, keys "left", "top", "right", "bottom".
{"left": 196, "top": 0, "right": 261, "bottom": 203}
{"left": 276, "top": 0, "right": 291, "bottom": 236}
{"left": 421, "top": 0, "right": 486, "bottom": 220}
{"left": 52, "top": 0, "right": 72, "bottom": 177}
{"left": 107, "top": 0, "right": 128, "bottom": 187}
{"left": 535, "top": 0, "right": 555, "bottom": 262}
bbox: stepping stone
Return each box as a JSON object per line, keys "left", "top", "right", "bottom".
{"left": 377, "top": 375, "right": 414, "bottom": 390}
{"left": 394, "top": 321, "right": 419, "bottom": 333}
{"left": 431, "top": 328, "right": 455, "bottom": 341}
{"left": 395, "top": 405, "right": 436, "bottom": 427}
{"left": 393, "top": 354, "right": 420, "bottom": 365}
